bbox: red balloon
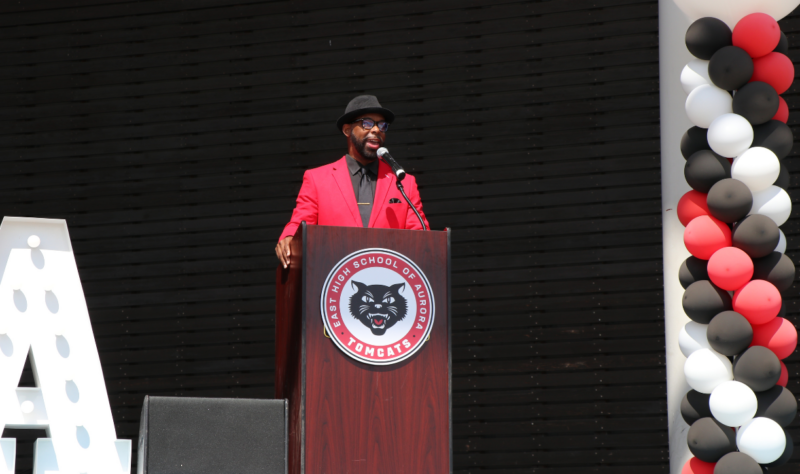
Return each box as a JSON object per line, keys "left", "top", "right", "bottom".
{"left": 773, "top": 96, "right": 789, "bottom": 123}
{"left": 733, "top": 13, "right": 781, "bottom": 58}
{"left": 681, "top": 457, "right": 715, "bottom": 474}
{"left": 684, "top": 215, "right": 732, "bottom": 260}
{"left": 751, "top": 317, "right": 798, "bottom": 359}
{"left": 778, "top": 360, "right": 788, "bottom": 386}
{"left": 733, "top": 280, "right": 782, "bottom": 325}
{"left": 708, "top": 247, "right": 754, "bottom": 291}
{"left": 751, "top": 52, "right": 795, "bottom": 94}
{"left": 677, "top": 190, "right": 710, "bottom": 227}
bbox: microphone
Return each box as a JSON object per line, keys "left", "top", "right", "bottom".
{"left": 377, "top": 147, "right": 406, "bottom": 182}
{"left": 376, "top": 147, "right": 427, "bottom": 231}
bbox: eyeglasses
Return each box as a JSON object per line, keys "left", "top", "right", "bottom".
{"left": 352, "top": 118, "right": 390, "bottom": 132}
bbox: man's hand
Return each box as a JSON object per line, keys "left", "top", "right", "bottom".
{"left": 276, "top": 236, "right": 293, "bottom": 269}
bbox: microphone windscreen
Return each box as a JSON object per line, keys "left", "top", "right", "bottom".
{"left": 377, "top": 147, "right": 389, "bottom": 157}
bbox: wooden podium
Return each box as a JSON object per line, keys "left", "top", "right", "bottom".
{"left": 275, "top": 223, "right": 451, "bottom": 474}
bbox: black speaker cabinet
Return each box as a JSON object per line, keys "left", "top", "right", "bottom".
{"left": 138, "top": 396, "right": 287, "bottom": 474}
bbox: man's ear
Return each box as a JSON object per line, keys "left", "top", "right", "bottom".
{"left": 342, "top": 123, "right": 351, "bottom": 137}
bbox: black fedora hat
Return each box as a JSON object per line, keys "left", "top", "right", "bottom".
{"left": 336, "top": 95, "right": 395, "bottom": 131}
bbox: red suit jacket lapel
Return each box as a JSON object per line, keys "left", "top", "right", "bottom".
{"left": 368, "top": 159, "right": 394, "bottom": 228}
{"left": 330, "top": 156, "right": 362, "bottom": 227}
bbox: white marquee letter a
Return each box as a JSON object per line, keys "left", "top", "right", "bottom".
{"left": 0, "top": 217, "right": 131, "bottom": 474}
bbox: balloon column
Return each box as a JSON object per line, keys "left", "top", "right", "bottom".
{"left": 678, "top": 12, "right": 798, "bottom": 474}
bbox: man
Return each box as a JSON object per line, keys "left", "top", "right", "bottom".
{"left": 275, "top": 95, "right": 430, "bottom": 268}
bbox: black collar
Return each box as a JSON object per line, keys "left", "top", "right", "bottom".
{"left": 346, "top": 154, "right": 379, "bottom": 176}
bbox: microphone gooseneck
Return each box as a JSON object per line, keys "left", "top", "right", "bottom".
{"left": 376, "top": 147, "right": 427, "bottom": 231}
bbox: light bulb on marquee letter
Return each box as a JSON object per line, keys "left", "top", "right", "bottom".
{"left": 0, "top": 217, "right": 130, "bottom": 474}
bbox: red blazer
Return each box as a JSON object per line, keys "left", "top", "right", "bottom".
{"left": 279, "top": 156, "right": 430, "bottom": 240}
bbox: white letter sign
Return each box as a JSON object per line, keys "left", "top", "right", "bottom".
{"left": 0, "top": 217, "right": 131, "bottom": 474}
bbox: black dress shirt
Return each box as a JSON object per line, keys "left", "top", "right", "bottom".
{"left": 346, "top": 154, "right": 379, "bottom": 227}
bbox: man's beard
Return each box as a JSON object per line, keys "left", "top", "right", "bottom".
{"left": 350, "top": 133, "right": 379, "bottom": 160}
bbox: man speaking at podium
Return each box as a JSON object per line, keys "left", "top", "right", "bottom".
{"left": 276, "top": 95, "right": 430, "bottom": 268}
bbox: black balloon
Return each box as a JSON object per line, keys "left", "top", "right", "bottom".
{"left": 714, "top": 452, "right": 762, "bottom": 474}
{"left": 681, "top": 127, "right": 711, "bottom": 160}
{"left": 756, "top": 386, "right": 798, "bottom": 427}
{"left": 707, "top": 311, "right": 753, "bottom": 356}
{"left": 763, "top": 429, "right": 793, "bottom": 469}
{"left": 709, "top": 46, "right": 754, "bottom": 90}
{"left": 687, "top": 417, "right": 736, "bottom": 462}
{"left": 775, "top": 161, "right": 790, "bottom": 190}
{"left": 683, "top": 280, "right": 733, "bottom": 324}
{"left": 686, "top": 18, "right": 733, "bottom": 60}
{"left": 734, "top": 346, "right": 782, "bottom": 392}
{"left": 685, "top": 150, "right": 731, "bottom": 193}
{"left": 680, "top": 257, "right": 710, "bottom": 289}
{"left": 752, "top": 121, "right": 793, "bottom": 159}
{"left": 732, "top": 215, "right": 780, "bottom": 259}
{"left": 752, "top": 252, "right": 795, "bottom": 293}
{"left": 774, "top": 31, "right": 789, "bottom": 55}
{"left": 733, "top": 82, "right": 780, "bottom": 125}
{"left": 707, "top": 178, "right": 753, "bottom": 223}
{"left": 681, "top": 390, "right": 712, "bottom": 425}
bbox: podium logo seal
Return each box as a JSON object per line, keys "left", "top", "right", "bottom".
{"left": 321, "top": 248, "right": 435, "bottom": 365}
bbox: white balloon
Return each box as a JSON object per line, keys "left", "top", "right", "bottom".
{"left": 684, "top": 348, "right": 733, "bottom": 394}
{"left": 737, "top": 417, "right": 787, "bottom": 463}
{"left": 681, "top": 60, "right": 711, "bottom": 94}
{"left": 732, "top": 147, "right": 780, "bottom": 192}
{"left": 775, "top": 229, "right": 787, "bottom": 253}
{"left": 673, "top": 0, "right": 800, "bottom": 28}
{"left": 686, "top": 85, "right": 733, "bottom": 128}
{"left": 709, "top": 381, "right": 757, "bottom": 427}
{"left": 750, "top": 186, "right": 792, "bottom": 226}
{"left": 708, "top": 114, "right": 754, "bottom": 157}
{"left": 679, "top": 321, "right": 711, "bottom": 357}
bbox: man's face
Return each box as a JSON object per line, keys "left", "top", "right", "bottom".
{"left": 343, "top": 113, "right": 386, "bottom": 160}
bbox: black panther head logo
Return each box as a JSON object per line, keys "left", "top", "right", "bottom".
{"left": 348, "top": 281, "right": 408, "bottom": 335}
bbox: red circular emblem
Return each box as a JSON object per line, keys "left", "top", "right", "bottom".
{"left": 320, "top": 248, "right": 435, "bottom": 365}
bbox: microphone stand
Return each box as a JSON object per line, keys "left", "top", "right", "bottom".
{"left": 395, "top": 180, "right": 427, "bottom": 231}
{"left": 379, "top": 153, "right": 427, "bottom": 231}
